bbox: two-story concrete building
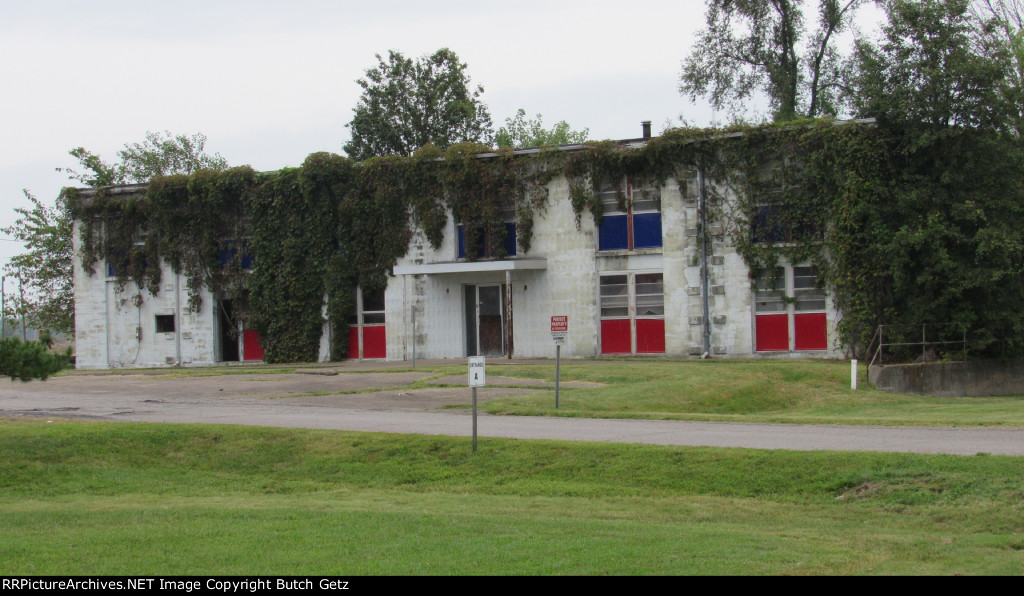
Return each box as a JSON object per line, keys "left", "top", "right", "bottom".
{"left": 73, "top": 127, "right": 841, "bottom": 369}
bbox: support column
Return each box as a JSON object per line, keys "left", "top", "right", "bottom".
{"left": 506, "top": 270, "right": 513, "bottom": 358}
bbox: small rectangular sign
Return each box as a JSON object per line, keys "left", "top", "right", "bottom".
{"left": 468, "top": 356, "right": 486, "bottom": 387}
{"left": 551, "top": 316, "right": 568, "bottom": 332}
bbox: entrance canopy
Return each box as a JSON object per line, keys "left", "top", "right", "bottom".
{"left": 393, "top": 257, "right": 547, "bottom": 276}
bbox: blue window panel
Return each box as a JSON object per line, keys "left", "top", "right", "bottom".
{"left": 219, "top": 240, "right": 254, "bottom": 270}
{"left": 107, "top": 251, "right": 147, "bottom": 278}
{"left": 598, "top": 215, "right": 629, "bottom": 250}
{"left": 753, "top": 205, "right": 788, "bottom": 243}
{"left": 633, "top": 213, "right": 663, "bottom": 248}
{"left": 504, "top": 222, "right": 517, "bottom": 256}
{"left": 457, "top": 226, "right": 486, "bottom": 259}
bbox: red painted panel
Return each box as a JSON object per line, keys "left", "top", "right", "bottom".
{"left": 362, "top": 325, "right": 386, "bottom": 359}
{"left": 794, "top": 313, "right": 827, "bottom": 351}
{"left": 755, "top": 314, "right": 789, "bottom": 352}
{"left": 242, "top": 329, "right": 264, "bottom": 361}
{"left": 348, "top": 327, "right": 359, "bottom": 359}
{"left": 635, "top": 319, "right": 666, "bottom": 353}
{"left": 601, "top": 319, "right": 632, "bottom": 354}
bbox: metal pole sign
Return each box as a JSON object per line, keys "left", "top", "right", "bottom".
{"left": 550, "top": 316, "right": 567, "bottom": 408}
{"left": 469, "top": 356, "right": 486, "bottom": 387}
{"left": 469, "top": 356, "right": 485, "bottom": 452}
{"left": 550, "top": 315, "right": 568, "bottom": 345}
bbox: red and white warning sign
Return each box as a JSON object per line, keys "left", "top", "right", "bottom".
{"left": 551, "top": 316, "right": 568, "bottom": 344}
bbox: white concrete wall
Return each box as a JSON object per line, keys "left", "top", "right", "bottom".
{"left": 74, "top": 221, "right": 221, "bottom": 369}
{"left": 75, "top": 167, "right": 845, "bottom": 368}
{"left": 385, "top": 171, "right": 844, "bottom": 361}
{"left": 72, "top": 221, "right": 109, "bottom": 368}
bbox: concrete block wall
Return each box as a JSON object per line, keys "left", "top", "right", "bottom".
{"left": 76, "top": 166, "right": 846, "bottom": 368}
{"left": 74, "top": 220, "right": 221, "bottom": 369}
{"left": 72, "top": 221, "right": 110, "bottom": 369}
{"left": 524, "top": 177, "right": 599, "bottom": 358}
{"left": 384, "top": 170, "right": 844, "bottom": 361}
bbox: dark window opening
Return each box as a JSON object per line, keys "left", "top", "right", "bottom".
{"left": 752, "top": 205, "right": 823, "bottom": 244}
{"left": 218, "top": 239, "right": 255, "bottom": 270}
{"left": 155, "top": 314, "right": 176, "bottom": 333}
{"left": 457, "top": 223, "right": 517, "bottom": 259}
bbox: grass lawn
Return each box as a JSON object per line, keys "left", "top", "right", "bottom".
{"left": 1, "top": 419, "right": 1022, "bottom": 575}
{"left": 460, "top": 359, "right": 1024, "bottom": 427}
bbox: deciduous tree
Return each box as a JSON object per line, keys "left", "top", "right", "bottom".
{"left": 495, "top": 109, "right": 589, "bottom": 149}
{"left": 344, "top": 49, "right": 493, "bottom": 161}
{"left": 970, "top": 0, "right": 1024, "bottom": 131}
{"left": 680, "top": 0, "right": 866, "bottom": 122}
{"left": 58, "top": 131, "right": 228, "bottom": 187}
{"left": 2, "top": 191, "right": 73, "bottom": 336}
{"left": 851, "top": 0, "right": 1019, "bottom": 131}
{"left": 837, "top": 0, "right": 1024, "bottom": 355}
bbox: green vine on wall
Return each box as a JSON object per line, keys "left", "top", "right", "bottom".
{"left": 70, "top": 119, "right": 1024, "bottom": 361}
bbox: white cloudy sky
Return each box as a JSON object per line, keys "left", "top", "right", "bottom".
{"left": 0, "top": 0, "right": 884, "bottom": 271}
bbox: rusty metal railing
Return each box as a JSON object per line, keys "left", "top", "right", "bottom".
{"left": 867, "top": 324, "right": 967, "bottom": 370}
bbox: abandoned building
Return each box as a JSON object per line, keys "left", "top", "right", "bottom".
{"left": 72, "top": 123, "right": 843, "bottom": 369}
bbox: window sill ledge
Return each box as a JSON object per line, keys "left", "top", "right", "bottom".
{"left": 597, "top": 248, "right": 664, "bottom": 257}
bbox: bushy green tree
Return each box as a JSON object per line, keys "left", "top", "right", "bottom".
{"left": 495, "top": 109, "right": 589, "bottom": 149}
{"left": 852, "top": 0, "right": 1019, "bottom": 132}
{"left": 680, "top": 0, "right": 867, "bottom": 122}
{"left": 0, "top": 336, "right": 70, "bottom": 381}
{"left": 835, "top": 0, "right": 1024, "bottom": 356}
{"left": 344, "top": 49, "right": 493, "bottom": 160}
{"left": 969, "top": 0, "right": 1024, "bottom": 131}
{"left": 58, "top": 131, "right": 228, "bottom": 187}
{"left": 1, "top": 192, "right": 74, "bottom": 336}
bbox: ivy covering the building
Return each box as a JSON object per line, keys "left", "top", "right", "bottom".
{"left": 68, "top": 120, "right": 1024, "bottom": 361}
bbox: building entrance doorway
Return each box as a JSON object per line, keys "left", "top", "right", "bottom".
{"left": 217, "top": 299, "right": 264, "bottom": 362}
{"left": 465, "top": 284, "right": 507, "bottom": 357}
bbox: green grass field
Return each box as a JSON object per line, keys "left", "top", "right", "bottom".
{"left": 2, "top": 419, "right": 1022, "bottom": 575}
{"left": 469, "top": 360, "right": 1024, "bottom": 426}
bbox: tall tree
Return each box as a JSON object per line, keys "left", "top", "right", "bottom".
{"left": 1, "top": 191, "right": 73, "bottom": 336}
{"left": 837, "top": 0, "right": 1024, "bottom": 354}
{"left": 851, "top": 0, "right": 1018, "bottom": 131}
{"left": 58, "top": 131, "right": 228, "bottom": 187}
{"left": 344, "top": 48, "right": 494, "bottom": 161}
{"left": 680, "top": 0, "right": 866, "bottom": 122}
{"left": 970, "top": 0, "right": 1024, "bottom": 130}
{"left": 495, "top": 109, "right": 590, "bottom": 149}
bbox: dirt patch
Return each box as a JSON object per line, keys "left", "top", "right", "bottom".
{"left": 281, "top": 387, "right": 541, "bottom": 411}
{"left": 428, "top": 375, "right": 604, "bottom": 388}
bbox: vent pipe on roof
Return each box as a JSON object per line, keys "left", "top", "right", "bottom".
{"left": 641, "top": 121, "right": 652, "bottom": 140}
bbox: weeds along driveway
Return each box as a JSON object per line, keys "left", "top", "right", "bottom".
{"left": 2, "top": 367, "right": 1024, "bottom": 456}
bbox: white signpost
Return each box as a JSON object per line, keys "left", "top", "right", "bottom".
{"left": 469, "top": 356, "right": 486, "bottom": 387}
{"left": 550, "top": 316, "right": 567, "bottom": 408}
{"left": 468, "top": 356, "right": 485, "bottom": 452}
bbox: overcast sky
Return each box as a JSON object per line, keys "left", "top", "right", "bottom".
{"left": 0, "top": 0, "right": 884, "bottom": 273}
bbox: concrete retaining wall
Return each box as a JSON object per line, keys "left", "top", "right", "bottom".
{"left": 869, "top": 358, "right": 1024, "bottom": 397}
